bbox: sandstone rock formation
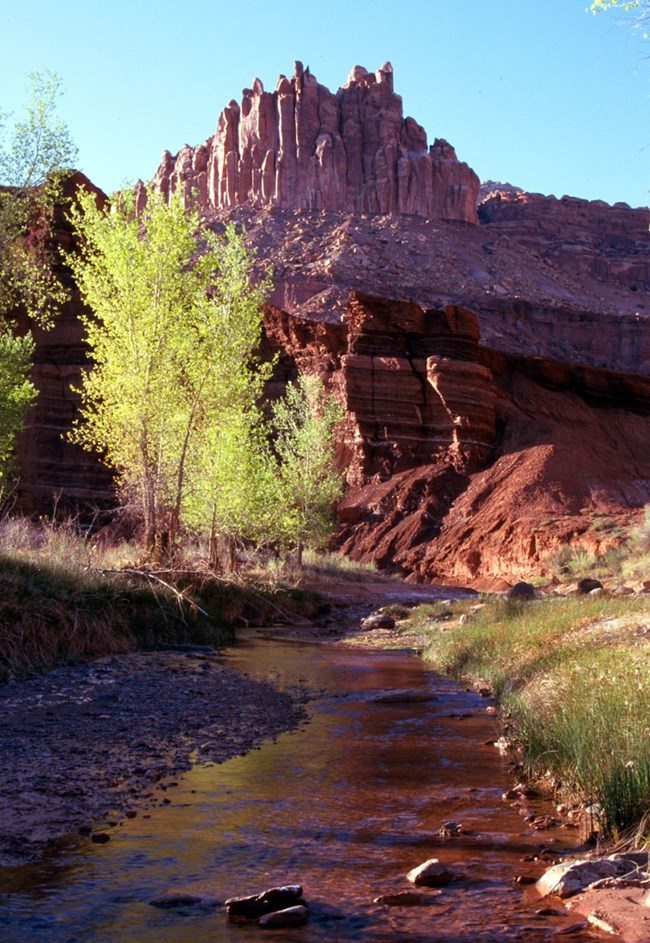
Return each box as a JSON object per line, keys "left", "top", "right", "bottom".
{"left": 15, "top": 173, "right": 114, "bottom": 514}
{"left": 144, "top": 62, "right": 479, "bottom": 223}
{"left": 479, "top": 185, "right": 650, "bottom": 294}
{"left": 264, "top": 292, "right": 650, "bottom": 583}
{"left": 12, "top": 68, "right": 650, "bottom": 586}
{"left": 205, "top": 201, "right": 650, "bottom": 377}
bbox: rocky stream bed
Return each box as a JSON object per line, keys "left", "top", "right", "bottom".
{"left": 0, "top": 647, "right": 308, "bottom": 868}
{"left": 1, "top": 591, "right": 649, "bottom": 942}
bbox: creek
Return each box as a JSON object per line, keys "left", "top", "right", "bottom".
{"left": 1, "top": 636, "right": 602, "bottom": 942}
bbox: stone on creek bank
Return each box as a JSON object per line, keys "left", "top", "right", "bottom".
{"left": 536, "top": 854, "right": 646, "bottom": 899}
{"left": 406, "top": 858, "right": 455, "bottom": 887}
{"left": 576, "top": 578, "right": 604, "bottom": 596}
{"left": 506, "top": 581, "right": 537, "bottom": 601}
{"left": 360, "top": 611, "right": 397, "bottom": 630}
{"left": 225, "top": 885, "right": 305, "bottom": 922}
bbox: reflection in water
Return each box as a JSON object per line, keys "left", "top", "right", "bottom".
{"left": 0, "top": 640, "right": 599, "bottom": 942}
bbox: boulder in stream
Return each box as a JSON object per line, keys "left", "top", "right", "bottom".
{"left": 225, "top": 884, "right": 304, "bottom": 922}
{"left": 407, "top": 857, "right": 454, "bottom": 887}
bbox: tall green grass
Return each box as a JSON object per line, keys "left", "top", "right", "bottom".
{"left": 512, "top": 648, "right": 650, "bottom": 836}
{"left": 415, "top": 594, "right": 650, "bottom": 837}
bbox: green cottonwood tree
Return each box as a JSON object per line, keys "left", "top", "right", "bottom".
{"left": 270, "top": 373, "right": 345, "bottom": 566}
{"left": 68, "top": 189, "right": 271, "bottom": 558}
{"left": 0, "top": 71, "right": 77, "bottom": 484}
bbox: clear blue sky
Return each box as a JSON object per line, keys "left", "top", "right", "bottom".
{"left": 2, "top": 0, "right": 648, "bottom": 207}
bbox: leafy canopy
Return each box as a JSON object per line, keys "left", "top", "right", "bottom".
{"left": 0, "top": 71, "right": 77, "bottom": 485}
{"left": 0, "top": 71, "right": 78, "bottom": 325}
{"left": 269, "top": 373, "right": 345, "bottom": 562}
{"left": 67, "top": 188, "right": 272, "bottom": 557}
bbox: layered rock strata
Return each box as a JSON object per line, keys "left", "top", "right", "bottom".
{"left": 479, "top": 186, "right": 650, "bottom": 294}
{"left": 264, "top": 293, "right": 497, "bottom": 487}
{"left": 15, "top": 174, "right": 114, "bottom": 515}
{"left": 265, "top": 291, "right": 650, "bottom": 582}
{"left": 144, "top": 62, "right": 479, "bottom": 223}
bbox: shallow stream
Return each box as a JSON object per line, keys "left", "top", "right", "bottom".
{"left": 1, "top": 637, "right": 603, "bottom": 942}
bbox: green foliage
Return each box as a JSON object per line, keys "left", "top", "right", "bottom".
{"left": 512, "top": 648, "right": 650, "bottom": 837}
{"left": 269, "top": 373, "right": 345, "bottom": 563}
{"left": 67, "top": 190, "right": 271, "bottom": 559}
{"left": 0, "top": 71, "right": 77, "bottom": 325}
{"left": 591, "top": 1, "right": 641, "bottom": 12}
{"left": 590, "top": 0, "right": 649, "bottom": 38}
{"left": 0, "top": 328, "right": 36, "bottom": 482}
{"left": 0, "top": 72, "right": 76, "bottom": 484}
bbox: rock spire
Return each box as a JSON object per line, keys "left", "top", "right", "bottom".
{"left": 144, "top": 61, "right": 479, "bottom": 223}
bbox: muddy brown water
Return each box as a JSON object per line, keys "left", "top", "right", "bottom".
{"left": 0, "top": 638, "right": 604, "bottom": 942}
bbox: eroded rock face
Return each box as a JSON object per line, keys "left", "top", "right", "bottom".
{"left": 264, "top": 292, "right": 497, "bottom": 486}
{"left": 265, "top": 289, "right": 650, "bottom": 583}
{"left": 146, "top": 62, "right": 479, "bottom": 223}
{"left": 15, "top": 173, "right": 114, "bottom": 515}
{"left": 479, "top": 186, "right": 650, "bottom": 294}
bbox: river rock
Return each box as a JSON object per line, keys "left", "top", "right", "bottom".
{"left": 373, "top": 891, "right": 430, "bottom": 906}
{"left": 226, "top": 885, "right": 304, "bottom": 921}
{"left": 361, "top": 612, "right": 396, "bottom": 630}
{"left": 506, "top": 581, "right": 536, "bottom": 601}
{"left": 258, "top": 904, "right": 309, "bottom": 928}
{"left": 535, "top": 857, "right": 628, "bottom": 899}
{"left": 90, "top": 832, "right": 111, "bottom": 844}
{"left": 406, "top": 857, "right": 454, "bottom": 887}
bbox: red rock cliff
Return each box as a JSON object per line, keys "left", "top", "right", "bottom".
{"left": 145, "top": 62, "right": 479, "bottom": 223}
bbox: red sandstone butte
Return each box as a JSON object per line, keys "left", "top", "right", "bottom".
{"left": 141, "top": 62, "right": 479, "bottom": 224}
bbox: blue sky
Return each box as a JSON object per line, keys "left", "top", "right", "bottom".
{"left": 2, "top": 0, "right": 648, "bottom": 207}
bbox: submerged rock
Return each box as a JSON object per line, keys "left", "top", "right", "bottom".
{"left": 373, "top": 891, "right": 432, "bottom": 906}
{"left": 148, "top": 893, "right": 205, "bottom": 909}
{"left": 370, "top": 689, "right": 438, "bottom": 704}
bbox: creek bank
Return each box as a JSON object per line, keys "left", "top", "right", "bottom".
{"left": 363, "top": 588, "right": 650, "bottom": 943}
{"left": 0, "top": 647, "right": 308, "bottom": 867}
